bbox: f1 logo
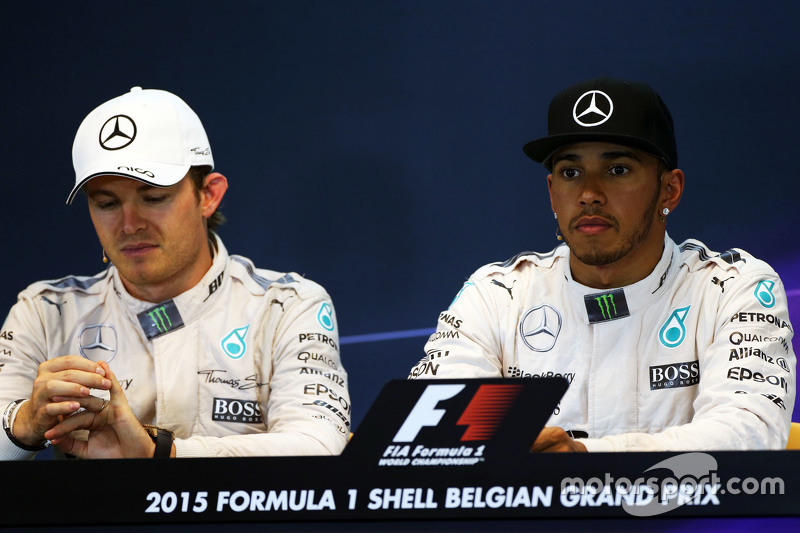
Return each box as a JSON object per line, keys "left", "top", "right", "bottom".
{"left": 393, "top": 383, "right": 522, "bottom": 443}
{"left": 393, "top": 384, "right": 464, "bottom": 442}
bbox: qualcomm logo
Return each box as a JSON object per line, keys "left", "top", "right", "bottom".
{"left": 754, "top": 280, "right": 775, "bottom": 308}
{"left": 658, "top": 306, "right": 691, "bottom": 349}
{"left": 221, "top": 325, "right": 250, "bottom": 359}
{"left": 519, "top": 304, "right": 562, "bottom": 352}
{"left": 317, "top": 303, "right": 335, "bottom": 331}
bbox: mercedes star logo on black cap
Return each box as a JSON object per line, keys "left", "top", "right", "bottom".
{"left": 572, "top": 90, "right": 613, "bottom": 127}
{"left": 99, "top": 115, "right": 137, "bottom": 150}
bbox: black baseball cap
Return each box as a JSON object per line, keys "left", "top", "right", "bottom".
{"left": 523, "top": 77, "right": 678, "bottom": 170}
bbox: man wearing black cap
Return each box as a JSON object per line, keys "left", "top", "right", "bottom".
{"left": 409, "top": 77, "right": 795, "bottom": 452}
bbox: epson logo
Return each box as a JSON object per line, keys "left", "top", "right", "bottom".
{"left": 212, "top": 397, "right": 262, "bottom": 424}
{"left": 393, "top": 383, "right": 522, "bottom": 443}
{"left": 650, "top": 361, "right": 700, "bottom": 390}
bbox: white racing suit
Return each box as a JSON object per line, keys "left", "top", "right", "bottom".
{"left": 410, "top": 235, "right": 795, "bottom": 451}
{"left": 0, "top": 235, "right": 350, "bottom": 459}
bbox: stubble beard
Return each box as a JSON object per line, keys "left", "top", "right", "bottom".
{"left": 562, "top": 187, "right": 661, "bottom": 267}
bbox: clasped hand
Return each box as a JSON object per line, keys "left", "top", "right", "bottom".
{"left": 14, "top": 355, "right": 157, "bottom": 458}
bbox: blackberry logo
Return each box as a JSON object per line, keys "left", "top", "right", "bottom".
{"left": 507, "top": 366, "right": 524, "bottom": 378}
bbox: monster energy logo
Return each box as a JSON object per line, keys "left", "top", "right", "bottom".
{"left": 137, "top": 299, "right": 185, "bottom": 340}
{"left": 584, "top": 288, "right": 630, "bottom": 324}
{"left": 595, "top": 294, "right": 617, "bottom": 319}
{"left": 148, "top": 306, "right": 172, "bottom": 333}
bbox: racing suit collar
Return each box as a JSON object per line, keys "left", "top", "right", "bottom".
{"left": 565, "top": 233, "right": 679, "bottom": 325}
{"left": 111, "top": 233, "right": 230, "bottom": 331}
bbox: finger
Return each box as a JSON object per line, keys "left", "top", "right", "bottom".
{"left": 35, "top": 380, "right": 94, "bottom": 402}
{"left": 44, "top": 410, "right": 99, "bottom": 440}
{"left": 42, "top": 400, "right": 83, "bottom": 418}
{"left": 52, "top": 434, "right": 88, "bottom": 458}
{"left": 44, "top": 368, "right": 112, "bottom": 392}
{"left": 51, "top": 395, "right": 108, "bottom": 412}
{"left": 100, "top": 362, "right": 129, "bottom": 408}
{"left": 38, "top": 355, "right": 108, "bottom": 376}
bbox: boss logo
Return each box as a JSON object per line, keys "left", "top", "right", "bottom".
{"left": 650, "top": 361, "right": 700, "bottom": 390}
{"left": 212, "top": 397, "right": 262, "bottom": 424}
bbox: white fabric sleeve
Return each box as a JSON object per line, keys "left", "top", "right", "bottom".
{"left": 409, "top": 279, "right": 504, "bottom": 379}
{"left": 581, "top": 271, "right": 795, "bottom": 452}
{"left": 175, "top": 289, "right": 350, "bottom": 458}
{"left": 0, "top": 296, "right": 49, "bottom": 460}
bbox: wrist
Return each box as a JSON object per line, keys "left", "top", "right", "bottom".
{"left": 143, "top": 425, "right": 174, "bottom": 458}
{"left": 2, "top": 400, "right": 50, "bottom": 451}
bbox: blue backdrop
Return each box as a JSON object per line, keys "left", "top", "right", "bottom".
{"left": 3, "top": 1, "right": 799, "bottom": 431}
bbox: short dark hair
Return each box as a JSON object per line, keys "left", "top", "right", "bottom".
{"left": 188, "top": 165, "right": 225, "bottom": 232}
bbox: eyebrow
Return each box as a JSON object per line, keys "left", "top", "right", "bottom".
{"left": 601, "top": 150, "right": 642, "bottom": 162}
{"left": 552, "top": 149, "right": 642, "bottom": 166}
{"left": 87, "top": 183, "right": 160, "bottom": 198}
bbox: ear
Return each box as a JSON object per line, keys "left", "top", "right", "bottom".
{"left": 661, "top": 168, "right": 684, "bottom": 213}
{"left": 547, "top": 173, "right": 556, "bottom": 213}
{"left": 201, "top": 172, "right": 228, "bottom": 218}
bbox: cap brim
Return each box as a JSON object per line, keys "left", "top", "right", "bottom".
{"left": 523, "top": 133, "right": 672, "bottom": 170}
{"left": 66, "top": 161, "right": 191, "bottom": 204}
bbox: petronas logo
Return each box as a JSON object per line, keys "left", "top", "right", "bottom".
{"left": 317, "top": 303, "right": 335, "bottom": 332}
{"left": 754, "top": 280, "right": 775, "bottom": 309}
{"left": 221, "top": 325, "right": 250, "bottom": 359}
{"left": 659, "top": 306, "right": 691, "bottom": 348}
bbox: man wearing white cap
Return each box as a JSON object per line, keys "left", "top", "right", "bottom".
{"left": 0, "top": 87, "right": 350, "bottom": 459}
{"left": 409, "top": 78, "right": 795, "bottom": 452}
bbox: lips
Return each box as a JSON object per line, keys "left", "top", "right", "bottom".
{"left": 574, "top": 216, "right": 613, "bottom": 235}
{"left": 120, "top": 242, "right": 158, "bottom": 257}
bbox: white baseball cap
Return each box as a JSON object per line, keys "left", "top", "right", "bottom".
{"left": 68, "top": 87, "right": 214, "bottom": 204}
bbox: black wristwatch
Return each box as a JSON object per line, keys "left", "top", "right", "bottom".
{"left": 143, "top": 425, "right": 174, "bottom": 458}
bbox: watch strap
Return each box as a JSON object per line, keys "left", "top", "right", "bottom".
{"left": 153, "top": 428, "right": 173, "bottom": 458}
{"left": 143, "top": 425, "right": 173, "bottom": 458}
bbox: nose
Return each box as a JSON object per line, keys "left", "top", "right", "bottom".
{"left": 577, "top": 172, "right": 607, "bottom": 206}
{"left": 121, "top": 204, "right": 146, "bottom": 234}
